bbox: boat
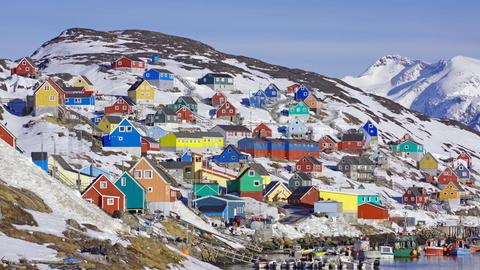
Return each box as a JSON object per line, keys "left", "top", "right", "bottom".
{"left": 302, "top": 247, "right": 327, "bottom": 258}
{"left": 393, "top": 236, "right": 420, "bottom": 258}
{"left": 424, "top": 238, "right": 447, "bottom": 256}
{"left": 447, "top": 239, "right": 471, "bottom": 256}
{"left": 379, "top": 246, "right": 394, "bottom": 259}
{"left": 467, "top": 237, "right": 480, "bottom": 253}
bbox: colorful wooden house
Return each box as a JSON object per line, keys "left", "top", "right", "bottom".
{"left": 141, "top": 137, "right": 160, "bottom": 155}
{"left": 0, "top": 122, "right": 16, "bottom": 149}
{"left": 438, "top": 182, "right": 464, "bottom": 201}
{"left": 127, "top": 80, "right": 155, "bottom": 105}
{"left": 48, "top": 155, "right": 94, "bottom": 190}
{"left": 303, "top": 94, "right": 322, "bottom": 114}
{"left": 252, "top": 123, "right": 272, "bottom": 138}
{"left": 11, "top": 57, "right": 39, "bottom": 78}
{"left": 146, "top": 106, "right": 177, "bottom": 125}
{"left": 288, "top": 172, "right": 312, "bottom": 192}
{"left": 338, "top": 133, "right": 366, "bottom": 154}
{"left": 102, "top": 119, "right": 142, "bottom": 156}
{"left": 193, "top": 182, "right": 220, "bottom": 198}
{"left": 33, "top": 79, "right": 65, "bottom": 116}
{"left": 337, "top": 156, "right": 375, "bottom": 182}
{"left": 454, "top": 151, "right": 472, "bottom": 170}
{"left": 211, "top": 92, "right": 227, "bottom": 107}
{"left": 318, "top": 188, "right": 381, "bottom": 213}
{"left": 287, "top": 186, "right": 319, "bottom": 207}
{"left": 357, "top": 203, "right": 389, "bottom": 220}
{"left": 82, "top": 174, "right": 126, "bottom": 215}
{"left": 216, "top": 101, "right": 240, "bottom": 122}
{"left": 318, "top": 135, "right": 338, "bottom": 153}
{"left": 63, "top": 90, "right": 95, "bottom": 111}
{"left": 114, "top": 172, "right": 147, "bottom": 212}
{"left": 390, "top": 140, "right": 425, "bottom": 161}
{"left": 193, "top": 195, "right": 245, "bottom": 222}
{"left": 104, "top": 96, "right": 136, "bottom": 115}
{"left": 159, "top": 131, "right": 224, "bottom": 153}
{"left": 287, "top": 83, "right": 300, "bottom": 94}
{"left": 294, "top": 85, "right": 311, "bottom": 101}
{"left": 264, "top": 83, "right": 280, "bottom": 101}
{"left": 264, "top": 181, "right": 291, "bottom": 202}
{"left": 209, "top": 124, "right": 251, "bottom": 145}
{"left": 71, "top": 75, "right": 94, "bottom": 89}
{"left": 288, "top": 101, "right": 310, "bottom": 118}
{"left": 143, "top": 68, "right": 174, "bottom": 90}
{"left": 359, "top": 120, "right": 378, "bottom": 146}
{"left": 129, "top": 157, "right": 177, "bottom": 212}
{"left": 211, "top": 144, "right": 249, "bottom": 164}
{"left": 295, "top": 155, "right": 322, "bottom": 177}
{"left": 438, "top": 167, "right": 459, "bottom": 186}
{"left": 417, "top": 152, "right": 438, "bottom": 176}
{"left": 237, "top": 138, "right": 269, "bottom": 158}
{"left": 454, "top": 164, "right": 471, "bottom": 185}
{"left": 111, "top": 56, "right": 145, "bottom": 73}
{"left": 227, "top": 165, "right": 264, "bottom": 201}
{"left": 176, "top": 106, "right": 194, "bottom": 123}
{"left": 249, "top": 163, "right": 270, "bottom": 186}
{"left": 402, "top": 186, "right": 428, "bottom": 207}
{"left": 368, "top": 150, "right": 389, "bottom": 169}
{"left": 169, "top": 96, "right": 198, "bottom": 113}
{"left": 283, "top": 118, "right": 311, "bottom": 139}
{"left": 197, "top": 73, "right": 234, "bottom": 91}
{"left": 31, "top": 152, "right": 48, "bottom": 173}
{"left": 98, "top": 115, "right": 122, "bottom": 134}
{"left": 250, "top": 90, "right": 268, "bottom": 108}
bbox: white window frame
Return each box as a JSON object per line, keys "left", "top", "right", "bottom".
{"left": 148, "top": 187, "right": 153, "bottom": 192}
{"left": 144, "top": 170, "right": 153, "bottom": 179}
{"left": 119, "top": 126, "right": 125, "bottom": 132}
{"left": 107, "top": 198, "right": 114, "bottom": 205}
{"left": 126, "top": 126, "right": 132, "bottom": 132}
{"left": 121, "top": 177, "right": 126, "bottom": 186}
{"left": 134, "top": 170, "right": 142, "bottom": 178}
{"left": 100, "top": 181, "right": 108, "bottom": 189}
{"left": 118, "top": 136, "right": 123, "bottom": 141}
{"left": 248, "top": 171, "right": 255, "bottom": 177}
{"left": 49, "top": 95, "right": 55, "bottom": 101}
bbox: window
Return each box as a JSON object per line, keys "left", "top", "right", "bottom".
{"left": 134, "top": 170, "right": 142, "bottom": 178}
{"left": 45, "top": 85, "right": 50, "bottom": 91}
{"left": 148, "top": 187, "right": 153, "bottom": 192}
{"left": 86, "top": 198, "right": 93, "bottom": 203}
{"left": 119, "top": 126, "right": 125, "bottom": 132}
{"left": 145, "top": 73, "right": 150, "bottom": 78}
{"left": 144, "top": 170, "right": 153, "bottom": 179}
{"left": 404, "top": 145, "right": 409, "bottom": 150}
{"left": 126, "top": 126, "right": 132, "bottom": 132}
{"left": 297, "top": 165, "right": 301, "bottom": 170}
{"left": 26, "top": 67, "right": 30, "bottom": 71}
{"left": 121, "top": 177, "right": 126, "bottom": 186}
{"left": 100, "top": 181, "right": 107, "bottom": 189}
{"left": 22, "top": 61, "right": 26, "bottom": 65}
{"left": 306, "top": 165, "right": 311, "bottom": 170}
{"left": 253, "top": 180, "right": 260, "bottom": 187}
{"left": 248, "top": 171, "right": 255, "bottom": 177}
{"left": 118, "top": 136, "right": 123, "bottom": 141}
{"left": 115, "top": 106, "right": 119, "bottom": 110}
{"left": 49, "top": 95, "right": 55, "bottom": 101}
{"left": 304, "top": 92, "right": 308, "bottom": 96}
{"left": 107, "top": 198, "right": 114, "bottom": 205}
{"left": 65, "top": 98, "right": 70, "bottom": 103}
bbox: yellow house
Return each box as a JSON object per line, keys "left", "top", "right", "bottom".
{"left": 127, "top": 79, "right": 155, "bottom": 105}
{"left": 159, "top": 131, "right": 224, "bottom": 153}
{"left": 439, "top": 182, "right": 464, "bottom": 200}
{"left": 34, "top": 79, "right": 64, "bottom": 115}
{"left": 98, "top": 115, "right": 123, "bottom": 134}
{"left": 318, "top": 190, "right": 359, "bottom": 212}
{"left": 48, "top": 155, "right": 94, "bottom": 190}
{"left": 71, "top": 75, "right": 94, "bottom": 92}
{"left": 417, "top": 152, "right": 438, "bottom": 175}
{"left": 264, "top": 181, "right": 291, "bottom": 202}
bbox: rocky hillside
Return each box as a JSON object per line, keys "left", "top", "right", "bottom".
{"left": 344, "top": 55, "right": 480, "bottom": 129}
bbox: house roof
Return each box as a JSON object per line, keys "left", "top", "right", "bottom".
{"left": 128, "top": 80, "right": 146, "bottom": 91}
{"left": 249, "top": 163, "right": 269, "bottom": 176}
{"left": 340, "top": 156, "right": 374, "bottom": 166}
{"left": 142, "top": 136, "right": 158, "bottom": 144}
{"left": 79, "top": 75, "right": 93, "bottom": 85}
{"left": 104, "top": 115, "right": 123, "bottom": 124}
{"left": 264, "top": 181, "right": 280, "bottom": 195}
{"left": 117, "top": 56, "right": 143, "bottom": 62}
{"left": 213, "top": 125, "right": 251, "bottom": 133}
{"left": 150, "top": 68, "right": 173, "bottom": 74}
{"left": 0, "top": 122, "right": 16, "bottom": 140}
{"left": 320, "top": 135, "right": 337, "bottom": 143}
{"left": 449, "top": 181, "right": 465, "bottom": 192}
{"left": 158, "top": 161, "right": 190, "bottom": 170}
{"left": 208, "top": 73, "right": 233, "bottom": 78}
{"left": 117, "top": 96, "right": 136, "bottom": 105}
{"left": 31, "top": 152, "right": 48, "bottom": 160}
{"left": 342, "top": 133, "right": 364, "bottom": 142}
{"left": 50, "top": 154, "right": 75, "bottom": 172}
{"left": 289, "top": 186, "right": 315, "bottom": 200}
{"left": 291, "top": 172, "right": 311, "bottom": 181}
{"left": 62, "top": 86, "right": 85, "bottom": 92}
{"left": 65, "top": 93, "right": 93, "bottom": 98}
{"left": 193, "top": 194, "right": 244, "bottom": 203}
{"left": 173, "top": 131, "right": 223, "bottom": 138}
{"left": 178, "top": 96, "right": 197, "bottom": 105}
{"left": 406, "top": 186, "right": 425, "bottom": 197}
{"left": 157, "top": 106, "right": 177, "bottom": 116}
{"left": 303, "top": 156, "right": 322, "bottom": 165}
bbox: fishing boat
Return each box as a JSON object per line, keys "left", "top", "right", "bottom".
{"left": 467, "top": 237, "right": 480, "bottom": 253}
{"left": 379, "top": 246, "right": 394, "bottom": 259}
{"left": 447, "top": 239, "right": 471, "bottom": 256}
{"left": 393, "top": 236, "right": 420, "bottom": 258}
{"left": 302, "top": 247, "right": 327, "bottom": 258}
{"left": 424, "top": 238, "right": 447, "bottom": 256}
{"left": 352, "top": 239, "right": 380, "bottom": 259}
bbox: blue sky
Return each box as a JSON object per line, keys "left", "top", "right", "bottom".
{"left": 0, "top": 0, "right": 479, "bottom": 77}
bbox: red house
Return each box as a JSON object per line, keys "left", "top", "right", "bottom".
{"left": 358, "top": 203, "right": 389, "bottom": 220}
{"left": 318, "top": 135, "right": 338, "bottom": 153}
{"left": 216, "top": 101, "right": 237, "bottom": 119}
{"left": 141, "top": 137, "right": 160, "bottom": 155}
{"left": 338, "top": 133, "right": 365, "bottom": 154}
{"left": 104, "top": 97, "right": 136, "bottom": 115}
{"left": 81, "top": 175, "right": 125, "bottom": 215}
{"left": 287, "top": 83, "right": 300, "bottom": 94}
{"left": 288, "top": 186, "right": 319, "bottom": 207}
{"left": 211, "top": 92, "right": 227, "bottom": 107}
{"left": 111, "top": 56, "right": 145, "bottom": 71}
{"left": 402, "top": 186, "right": 428, "bottom": 207}
{"left": 0, "top": 123, "right": 16, "bottom": 149}
{"left": 252, "top": 123, "right": 272, "bottom": 138}
{"left": 177, "top": 106, "right": 194, "bottom": 123}
{"left": 11, "top": 57, "right": 39, "bottom": 78}
{"left": 456, "top": 151, "right": 472, "bottom": 169}
{"left": 296, "top": 156, "right": 322, "bottom": 176}
{"left": 438, "top": 167, "right": 459, "bottom": 186}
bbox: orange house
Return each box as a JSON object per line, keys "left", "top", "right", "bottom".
{"left": 129, "top": 157, "right": 177, "bottom": 212}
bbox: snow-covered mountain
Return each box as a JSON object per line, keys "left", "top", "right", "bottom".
{"left": 343, "top": 55, "right": 480, "bottom": 129}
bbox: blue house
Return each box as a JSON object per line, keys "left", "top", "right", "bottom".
{"left": 212, "top": 145, "right": 249, "bottom": 164}
{"left": 31, "top": 152, "right": 48, "bottom": 173}
{"left": 294, "top": 85, "right": 311, "bottom": 101}
{"left": 150, "top": 54, "right": 161, "bottom": 64}
{"left": 285, "top": 118, "right": 310, "bottom": 139}
{"left": 181, "top": 150, "right": 193, "bottom": 162}
{"left": 264, "top": 83, "right": 280, "bottom": 100}
{"left": 64, "top": 93, "right": 95, "bottom": 110}
{"left": 193, "top": 195, "right": 245, "bottom": 222}
{"left": 80, "top": 164, "right": 112, "bottom": 179}
{"left": 249, "top": 90, "right": 268, "bottom": 108}
{"left": 359, "top": 120, "right": 378, "bottom": 144}
{"left": 102, "top": 119, "right": 141, "bottom": 156}
{"left": 143, "top": 68, "right": 174, "bottom": 90}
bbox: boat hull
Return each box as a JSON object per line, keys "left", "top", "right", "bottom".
{"left": 470, "top": 246, "right": 480, "bottom": 253}
{"left": 394, "top": 248, "right": 419, "bottom": 258}
{"left": 451, "top": 248, "right": 471, "bottom": 256}
{"left": 425, "top": 247, "right": 445, "bottom": 256}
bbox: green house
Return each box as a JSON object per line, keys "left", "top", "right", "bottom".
{"left": 193, "top": 182, "right": 220, "bottom": 198}
{"left": 227, "top": 165, "right": 264, "bottom": 201}
{"left": 114, "top": 172, "right": 147, "bottom": 211}
{"left": 391, "top": 140, "right": 424, "bottom": 161}
{"left": 288, "top": 101, "right": 310, "bottom": 117}
{"left": 168, "top": 96, "right": 198, "bottom": 113}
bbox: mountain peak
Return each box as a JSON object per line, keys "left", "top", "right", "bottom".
{"left": 370, "top": 54, "right": 415, "bottom": 68}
